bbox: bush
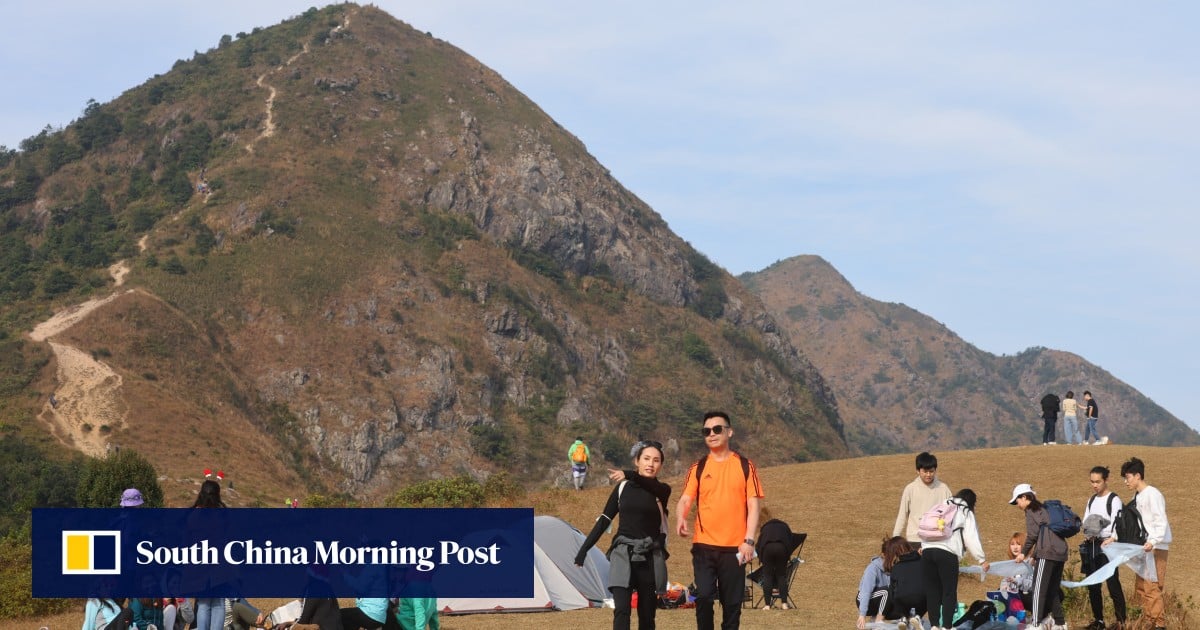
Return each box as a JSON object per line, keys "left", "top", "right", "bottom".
{"left": 469, "top": 423, "right": 513, "bottom": 462}
{"left": 76, "top": 449, "right": 163, "bottom": 508}
{"left": 385, "top": 476, "right": 485, "bottom": 508}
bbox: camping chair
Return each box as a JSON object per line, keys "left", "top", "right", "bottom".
{"left": 745, "top": 532, "right": 806, "bottom": 608}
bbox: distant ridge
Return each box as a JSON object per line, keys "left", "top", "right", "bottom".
{"left": 741, "top": 255, "right": 1199, "bottom": 453}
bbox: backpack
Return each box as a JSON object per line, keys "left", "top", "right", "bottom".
{"left": 953, "top": 599, "right": 997, "bottom": 627}
{"left": 570, "top": 443, "right": 588, "bottom": 463}
{"left": 1043, "top": 499, "right": 1082, "bottom": 538}
{"left": 1113, "top": 492, "right": 1148, "bottom": 545}
{"left": 917, "top": 500, "right": 961, "bottom": 542}
{"left": 887, "top": 555, "right": 926, "bottom": 615}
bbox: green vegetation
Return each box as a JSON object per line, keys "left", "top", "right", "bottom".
{"left": 685, "top": 248, "right": 726, "bottom": 319}
{"left": 76, "top": 449, "right": 164, "bottom": 508}
{"left": 384, "top": 472, "right": 523, "bottom": 508}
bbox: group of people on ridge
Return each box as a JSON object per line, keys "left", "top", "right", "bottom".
{"left": 1040, "top": 390, "right": 1104, "bottom": 446}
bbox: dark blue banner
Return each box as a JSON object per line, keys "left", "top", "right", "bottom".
{"left": 33, "top": 508, "right": 533, "bottom": 598}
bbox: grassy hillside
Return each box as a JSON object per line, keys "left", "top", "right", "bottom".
{"left": 6, "top": 444, "right": 1197, "bottom": 629}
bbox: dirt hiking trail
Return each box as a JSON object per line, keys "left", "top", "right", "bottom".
{"left": 30, "top": 290, "right": 134, "bottom": 456}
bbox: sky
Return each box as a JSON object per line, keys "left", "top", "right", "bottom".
{"left": 3, "top": 2, "right": 1198, "bottom": 430}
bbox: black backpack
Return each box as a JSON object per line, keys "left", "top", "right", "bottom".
{"left": 1113, "top": 493, "right": 1148, "bottom": 545}
{"left": 954, "top": 599, "right": 997, "bottom": 627}
{"left": 887, "top": 554, "right": 926, "bottom": 616}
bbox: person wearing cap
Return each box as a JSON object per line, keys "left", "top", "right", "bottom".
{"left": 1011, "top": 483, "right": 1068, "bottom": 630}
{"left": 120, "top": 488, "right": 144, "bottom": 507}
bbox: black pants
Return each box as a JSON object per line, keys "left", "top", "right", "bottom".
{"left": 856, "top": 589, "right": 891, "bottom": 618}
{"left": 1043, "top": 418, "right": 1057, "bottom": 443}
{"left": 759, "top": 541, "right": 790, "bottom": 606}
{"left": 921, "top": 547, "right": 960, "bottom": 627}
{"left": 612, "top": 559, "right": 658, "bottom": 630}
{"left": 691, "top": 545, "right": 744, "bottom": 630}
{"left": 340, "top": 607, "right": 384, "bottom": 630}
{"left": 1031, "top": 557, "right": 1065, "bottom": 625}
{"left": 1082, "top": 539, "right": 1127, "bottom": 622}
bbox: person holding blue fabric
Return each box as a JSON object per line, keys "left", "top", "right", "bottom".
{"left": 575, "top": 439, "right": 671, "bottom": 630}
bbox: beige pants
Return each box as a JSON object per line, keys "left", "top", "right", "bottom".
{"left": 1133, "top": 548, "right": 1169, "bottom": 626}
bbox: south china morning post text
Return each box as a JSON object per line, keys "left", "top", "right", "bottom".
{"left": 33, "top": 507, "right": 534, "bottom": 598}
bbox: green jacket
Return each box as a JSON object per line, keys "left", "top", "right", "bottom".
{"left": 394, "top": 597, "right": 439, "bottom": 630}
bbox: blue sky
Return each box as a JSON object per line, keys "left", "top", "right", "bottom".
{"left": 3, "top": 2, "right": 1198, "bottom": 431}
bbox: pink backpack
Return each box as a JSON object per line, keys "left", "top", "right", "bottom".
{"left": 917, "top": 500, "right": 961, "bottom": 542}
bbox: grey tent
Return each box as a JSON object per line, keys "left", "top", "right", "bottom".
{"left": 437, "top": 515, "right": 610, "bottom": 614}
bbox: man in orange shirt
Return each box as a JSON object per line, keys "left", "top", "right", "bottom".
{"left": 676, "top": 411, "right": 765, "bottom": 630}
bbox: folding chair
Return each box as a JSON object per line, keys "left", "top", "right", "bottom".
{"left": 745, "top": 532, "right": 806, "bottom": 608}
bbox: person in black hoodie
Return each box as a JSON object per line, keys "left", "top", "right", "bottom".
{"left": 575, "top": 440, "right": 671, "bottom": 630}
{"left": 1040, "top": 393, "right": 1061, "bottom": 445}
{"left": 755, "top": 518, "right": 802, "bottom": 610}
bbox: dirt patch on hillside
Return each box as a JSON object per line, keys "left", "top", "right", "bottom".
{"left": 29, "top": 290, "right": 136, "bottom": 456}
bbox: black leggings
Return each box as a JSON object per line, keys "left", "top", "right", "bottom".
{"left": 1031, "top": 558, "right": 1065, "bottom": 625}
{"left": 611, "top": 559, "right": 658, "bottom": 630}
{"left": 921, "top": 547, "right": 960, "bottom": 627}
{"left": 759, "top": 541, "right": 790, "bottom": 606}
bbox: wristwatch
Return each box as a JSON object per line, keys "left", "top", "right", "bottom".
{"left": 744, "top": 538, "right": 755, "bottom": 546}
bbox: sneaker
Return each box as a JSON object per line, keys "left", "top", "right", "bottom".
{"left": 1084, "top": 620, "right": 1105, "bottom": 630}
{"left": 780, "top": 602, "right": 790, "bottom": 610}
{"left": 1049, "top": 441, "right": 1057, "bottom": 445}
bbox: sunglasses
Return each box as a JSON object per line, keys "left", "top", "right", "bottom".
{"left": 701, "top": 425, "right": 729, "bottom": 437}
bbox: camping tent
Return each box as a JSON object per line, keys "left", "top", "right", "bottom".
{"left": 437, "top": 515, "right": 610, "bottom": 614}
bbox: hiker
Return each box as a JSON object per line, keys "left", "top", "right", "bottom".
{"left": 49, "top": 392, "right": 58, "bottom": 408}
{"left": 1062, "top": 391, "right": 1082, "bottom": 445}
{"left": 1081, "top": 466, "right": 1127, "bottom": 630}
{"left": 575, "top": 439, "right": 670, "bottom": 630}
{"left": 1105, "top": 457, "right": 1171, "bottom": 630}
{"left": 1082, "top": 391, "right": 1101, "bottom": 445}
{"left": 675, "top": 411, "right": 764, "bottom": 630}
{"left": 892, "top": 451, "right": 952, "bottom": 545}
{"left": 83, "top": 598, "right": 133, "bottom": 630}
{"left": 191, "top": 480, "right": 227, "bottom": 630}
{"left": 755, "top": 517, "right": 801, "bottom": 610}
{"left": 855, "top": 536, "right": 923, "bottom": 629}
{"left": 568, "top": 437, "right": 591, "bottom": 490}
{"left": 275, "top": 564, "right": 343, "bottom": 630}
{"left": 920, "top": 489, "right": 988, "bottom": 630}
{"left": 1040, "top": 393, "right": 1060, "bottom": 445}
{"left": 1011, "top": 483, "right": 1067, "bottom": 630}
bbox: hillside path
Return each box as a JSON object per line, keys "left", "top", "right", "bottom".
{"left": 29, "top": 263, "right": 137, "bottom": 455}
{"left": 247, "top": 10, "right": 354, "bottom": 153}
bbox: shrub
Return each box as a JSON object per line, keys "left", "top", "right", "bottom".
{"left": 385, "top": 475, "right": 485, "bottom": 508}
{"left": 75, "top": 449, "right": 163, "bottom": 508}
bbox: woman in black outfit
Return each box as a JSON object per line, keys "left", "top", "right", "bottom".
{"left": 575, "top": 440, "right": 671, "bottom": 630}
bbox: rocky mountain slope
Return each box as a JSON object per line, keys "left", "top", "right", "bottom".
{"left": 741, "top": 255, "right": 1199, "bottom": 454}
{"left": 0, "top": 4, "right": 846, "bottom": 503}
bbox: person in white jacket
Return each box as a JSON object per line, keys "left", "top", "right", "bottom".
{"left": 920, "top": 489, "right": 989, "bottom": 630}
{"left": 1109, "top": 457, "right": 1171, "bottom": 630}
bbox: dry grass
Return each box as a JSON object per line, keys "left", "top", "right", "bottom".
{"left": 9, "top": 443, "right": 1197, "bottom": 629}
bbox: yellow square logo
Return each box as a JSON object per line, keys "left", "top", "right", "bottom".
{"left": 62, "top": 530, "right": 121, "bottom": 575}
